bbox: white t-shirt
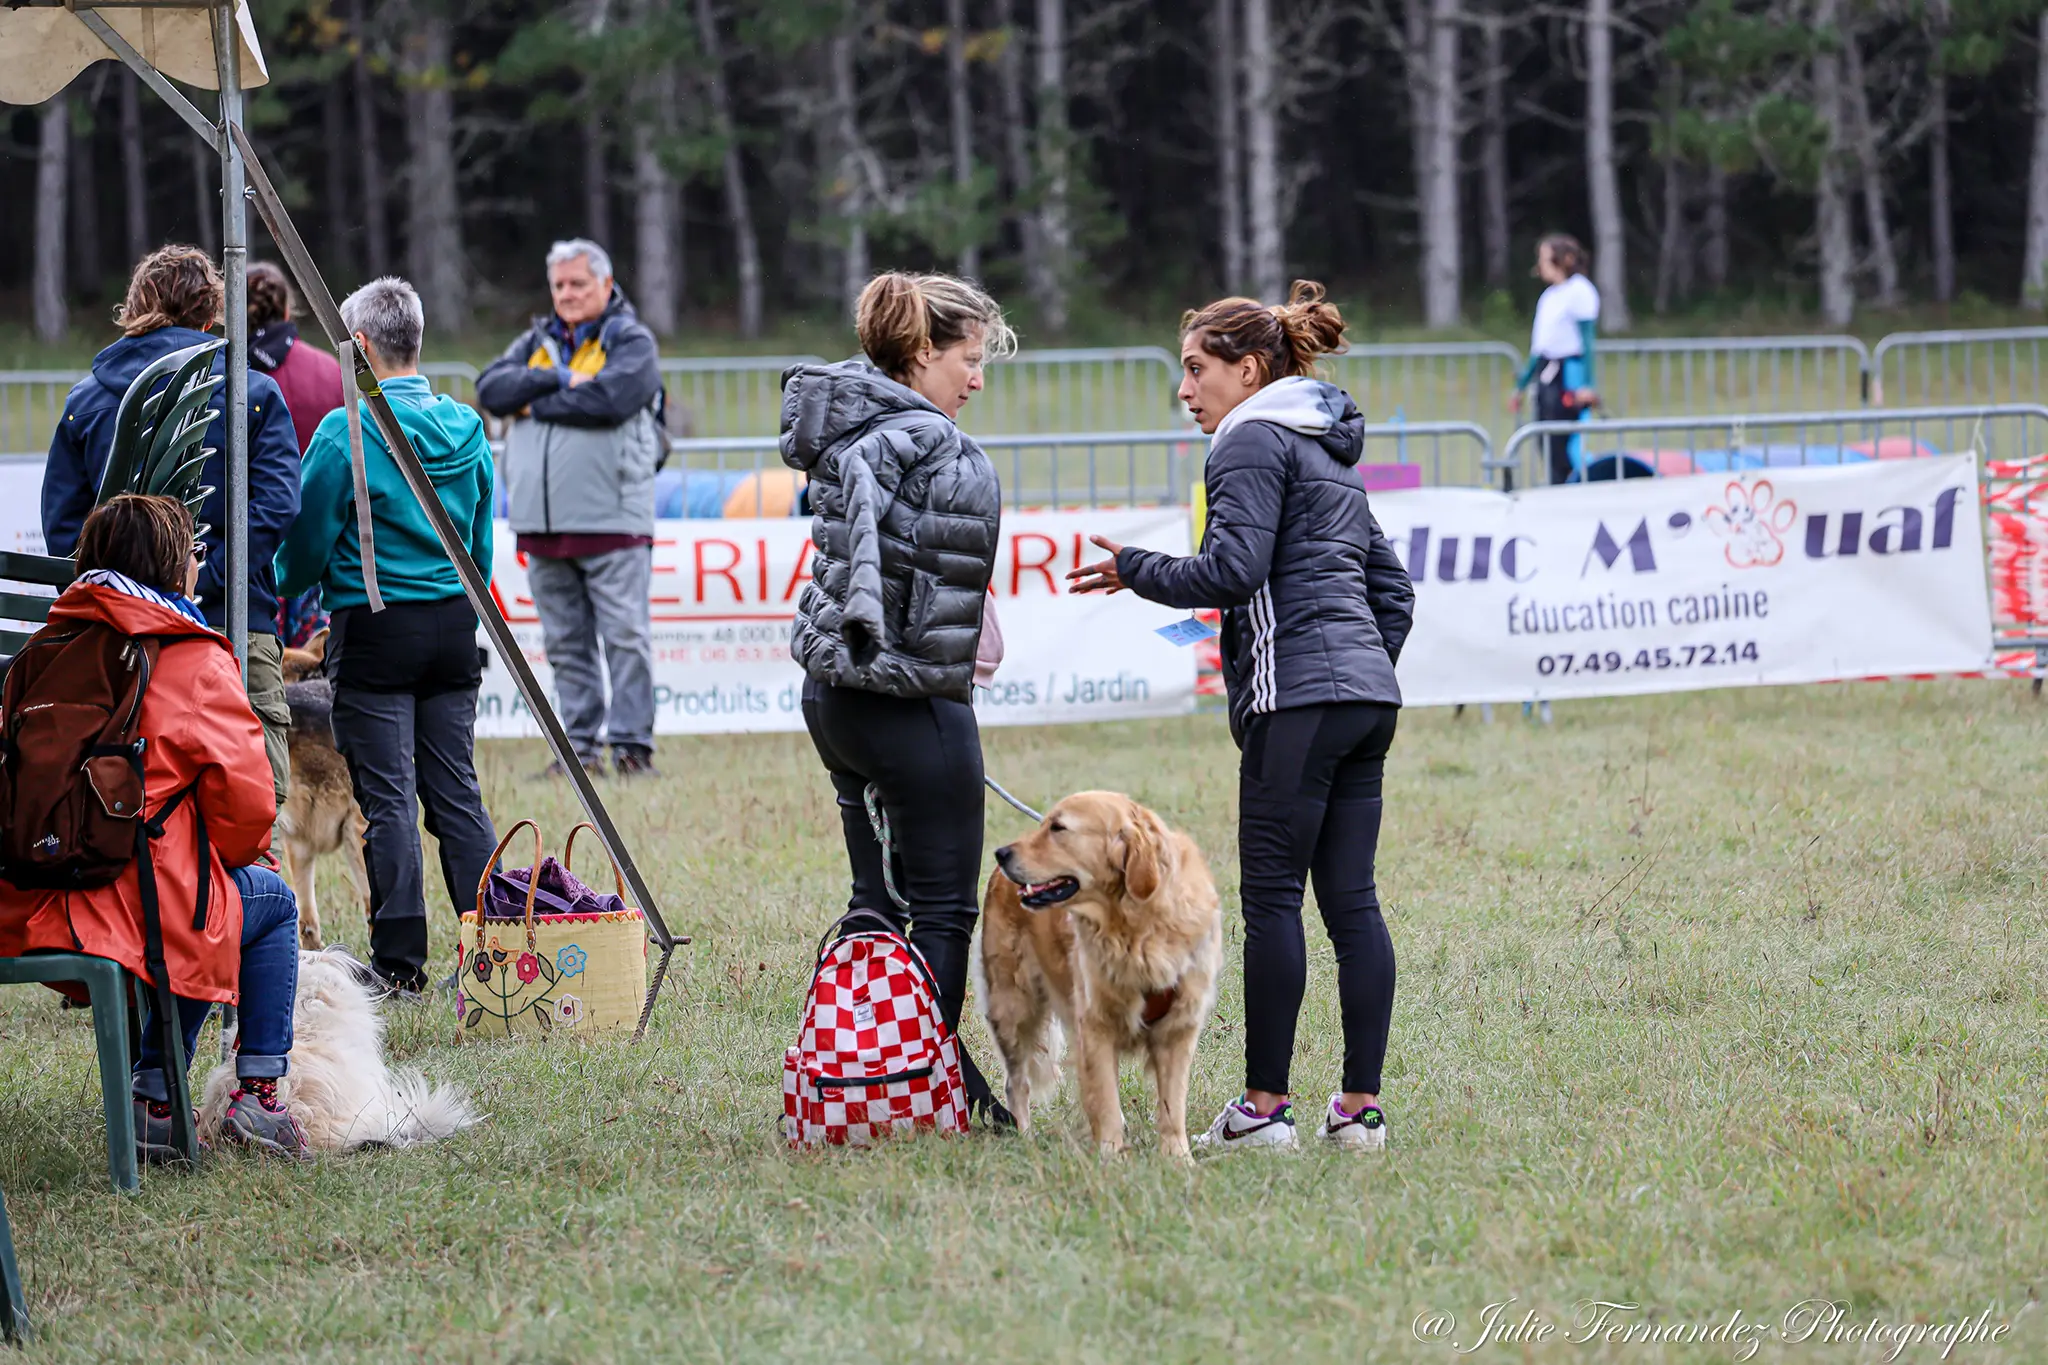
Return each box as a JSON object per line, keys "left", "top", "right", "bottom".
{"left": 1530, "top": 273, "right": 1600, "bottom": 359}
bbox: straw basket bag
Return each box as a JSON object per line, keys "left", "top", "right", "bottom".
{"left": 456, "top": 820, "right": 648, "bottom": 1040}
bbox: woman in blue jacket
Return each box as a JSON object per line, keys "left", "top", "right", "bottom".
{"left": 275, "top": 276, "right": 498, "bottom": 993}
{"left": 43, "top": 245, "right": 304, "bottom": 804}
{"left": 1071, "top": 282, "right": 1415, "bottom": 1153}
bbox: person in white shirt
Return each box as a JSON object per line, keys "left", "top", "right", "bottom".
{"left": 1510, "top": 235, "right": 1601, "bottom": 484}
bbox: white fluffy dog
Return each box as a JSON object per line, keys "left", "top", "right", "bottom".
{"left": 199, "top": 946, "right": 480, "bottom": 1152}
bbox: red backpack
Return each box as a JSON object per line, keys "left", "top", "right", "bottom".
{"left": 783, "top": 911, "right": 968, "bottom": 1147}
{"left": 0, "top": 622, "right": 164, "bottom": 890}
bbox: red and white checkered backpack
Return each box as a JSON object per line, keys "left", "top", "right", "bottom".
{"left": 783, "top": 910, "right": 969, "bottom": 1147}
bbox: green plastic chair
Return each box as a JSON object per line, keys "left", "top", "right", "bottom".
{"left": 0, "top": 1180, "right": 26, "bottom": 1343}
{"left": 0, "top": 549, "right": 200, "bottom": 1192}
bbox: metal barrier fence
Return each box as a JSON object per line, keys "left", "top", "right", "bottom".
{"left": 659, "top": 355, "right": 822, "bottom": 439}
{"left": 418, "top": 360, "right": 479, "bottom": 402}
{"left": 1597, "top": 335, "right": 1870, "bottom": 419}
{"left": 6, "top": 327, "right": 2041, "bottom": 457}
{"left": 647, "top": 419, "right": 1493, "bottom": 506}
{"left": 1870, "top": 328, "right": 2048, "bottom": 408}
{"left": 0, "top": 372, "right": 76, "bottom": 457}
{"left": 1494, "top": 404, "right": 2048, "bottom": 490}
{"left": 1322, "top": 343, "right": 1523, "bottom": 438}
{"left": 648, "top": 430, "right": 1201, "bottom": 509}
{"left": 1354, "top": 421, "right": 1495, "bottom": 488}
{"left": 962, "top": 347, "right": 1184, "bottom": 435}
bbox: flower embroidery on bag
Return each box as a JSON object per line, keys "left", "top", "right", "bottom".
{"left": 516, "top": 952, "right": 541, "bottom": 984}
{"left": 556, "top": 944, "right": 587, "bottom": 978}
{"left": 555, "top": 994, "right": 585, "bottom": 1027}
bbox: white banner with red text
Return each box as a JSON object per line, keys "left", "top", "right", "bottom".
{"left": 1368, "top": 454, "right": 1994, "bottom": 706}
{"left": 475, "top": 507, "right": 1196, "bottom": 736}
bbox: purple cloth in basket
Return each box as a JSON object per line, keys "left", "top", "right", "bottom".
{"left": 481, "top": 856, "right": 629, "bottom": 919}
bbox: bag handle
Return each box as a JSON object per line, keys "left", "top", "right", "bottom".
{"left": 806, "top": 908, "right": 943, "bottom": 1006}
{"left": 561, "top": 821, "right": 629, "bottom": 903}
{"left": 474, "top": 818, "right": 544, "bottom": 956}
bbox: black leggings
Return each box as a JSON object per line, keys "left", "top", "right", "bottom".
{"left": 1237, "top": 701, "right": 1399, "bottom": 1096}
{"left": 801, "top": 680, "right": 984, "bottom": 1035}
{"left": 1537, "top": 365, "right": 1576, "bottom": 486}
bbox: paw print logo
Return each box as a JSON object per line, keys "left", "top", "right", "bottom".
{"left": 1704, "top": 479, "right": 1797, "bottom": 569}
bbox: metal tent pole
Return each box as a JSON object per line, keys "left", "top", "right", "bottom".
{"left": 214, "top": 4, "right": 249, "bottom": 676}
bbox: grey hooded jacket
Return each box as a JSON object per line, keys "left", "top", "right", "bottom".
{"left": 780, "top": 358, "right": 1000, "bottom": 702}
{"left": 1115, "top": 377, "right": 1414, "bottom": 740}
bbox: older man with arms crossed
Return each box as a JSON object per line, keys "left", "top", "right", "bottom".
{"left": 477, "top": 240, "right": 665, "bottom": 779}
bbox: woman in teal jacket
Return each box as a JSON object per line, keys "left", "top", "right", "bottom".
{"left": 1510, "top": 234, "right": 1601, "bottom": 485}
{"left": 275, "top": 277, "right": 498, "bottom": 993}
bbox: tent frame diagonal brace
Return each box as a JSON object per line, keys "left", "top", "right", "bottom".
{"left": 228, "top": 124, "right": 686, "bottom": 1041}
{"left": 72, "top": 10, "right": 218, "bottom": 146}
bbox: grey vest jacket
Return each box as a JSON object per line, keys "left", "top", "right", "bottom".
{"left": 499, "top": 409, "right": 662, "bottom": 537}
{"left": 780, "top": 359, "right": 1001, "bottom": 702}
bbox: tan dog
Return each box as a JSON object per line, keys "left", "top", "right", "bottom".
{"left": 280, "top": 631, "right": 369, "bottom": 951}
{"left": 978, "top": 792, "right": 1222, "bottom": 1158}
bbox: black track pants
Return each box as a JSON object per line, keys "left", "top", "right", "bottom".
{"left": 800, "top": 680, "right": 984, "bottom": 1035}
{"left": 1236, "top": 701, "right": 1399, "bottom": 1096}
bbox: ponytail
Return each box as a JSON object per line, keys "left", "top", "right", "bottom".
{"left": 1181, "top": 279, "right": 1347, "bottom": 383}
{"left": 856, "top": 271, "right": 1017, "bottom": 381}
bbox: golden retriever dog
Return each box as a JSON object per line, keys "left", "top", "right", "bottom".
{"left": 280, "top": 631, "right": 369, "bottom": 951}
{"left": 200, "top": 947, "right": 480, "bottom": 1152}
{"left": 978, "top": 792, "right": 1222, "bottom": 1158}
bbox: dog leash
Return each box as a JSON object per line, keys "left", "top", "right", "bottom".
{"left": 984, "top": 775, "right": 1043, "bottom": 824}
{"left": 862, "top": 784, "right": 913, "bottom": 912}
{"left": 863, "top": 774, "right": 1044, "bottom": 914}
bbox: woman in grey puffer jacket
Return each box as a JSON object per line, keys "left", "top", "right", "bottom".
{"left": 780, "top": 271, "right": 1016, "bottom": 1124}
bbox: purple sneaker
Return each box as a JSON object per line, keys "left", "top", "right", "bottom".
{"left": 222, "top": 1089, "right": 310, "bottom": 1159}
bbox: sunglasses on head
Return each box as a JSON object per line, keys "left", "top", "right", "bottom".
{"left": 189, "top": 540, "right": 209, "bottom": 567}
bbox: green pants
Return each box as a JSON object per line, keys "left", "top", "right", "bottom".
{"left": 245, "top": 631, "right": 291, "bottom": 806}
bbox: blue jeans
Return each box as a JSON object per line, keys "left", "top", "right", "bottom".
{"left": 132, "top": 866, "right": 298, "bottom": 1102}
{"left": 525, "top": 545, "right": 656, "bottom": 759}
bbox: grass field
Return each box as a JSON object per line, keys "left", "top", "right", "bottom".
{"left": 0, "top": 682, "right": 2043, "bottom": 1362}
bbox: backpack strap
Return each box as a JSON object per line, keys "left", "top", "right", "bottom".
{"left": 140, "top": 782, "right": 209, "bottom": 933}
{"left": 807, "top": 907, "right": 944, "bottom": 1007}
{"left": 128, "top": 737, "right": 200, "bottom": 1166}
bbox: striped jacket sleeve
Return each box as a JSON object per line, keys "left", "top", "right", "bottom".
{"left": 1115, "top": 427, "right": 1283, "bottom": 610}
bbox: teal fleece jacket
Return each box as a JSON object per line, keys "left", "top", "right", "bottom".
{"left": 276, "top": 375, "right": 496, "bottom": 610}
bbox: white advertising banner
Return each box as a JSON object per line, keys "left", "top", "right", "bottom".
{"left": 0, "top": 461, "right": 48, "bottom": 555}
{"left": 1372, "top": 454, "right": 1994, "bottom": 706}
{"left": 476, "top": 507, "right": 1197, "bottom": 736}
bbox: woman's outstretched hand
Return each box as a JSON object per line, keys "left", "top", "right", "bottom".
{"left": 1066, "top": 535, "right": 1128, "bottom": 594}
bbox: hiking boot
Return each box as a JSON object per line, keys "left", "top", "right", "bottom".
{"left": 533, "top": 756, "right": 605, "bottom": 783}
{"left": 612, "top": 749, "right": 660, "bottom": 779}
{"left": 222, "top": 1088, "right": 310, "bottom": 1159}
{"left": 133, "top": 1097, "right": 205, "bottom": 1166}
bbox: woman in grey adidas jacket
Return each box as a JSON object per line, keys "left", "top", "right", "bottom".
{"left": 780, "top": 271, "right": 1016, "bottom": 1127}
{"left": 1071, "top": 282, "right": 1414, "bottom": 1153}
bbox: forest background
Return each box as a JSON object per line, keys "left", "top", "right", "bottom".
{"left": 8, "top": 0, "right": 2048, "bottom": 355}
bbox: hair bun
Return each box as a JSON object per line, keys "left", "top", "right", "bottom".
{"left": 1274, "top": 280, "right": 1346, "bottom": 369}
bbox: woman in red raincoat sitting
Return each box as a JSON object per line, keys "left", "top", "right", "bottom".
{"left": 0, "top": 495, "right": 306, "bottom": 1160}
